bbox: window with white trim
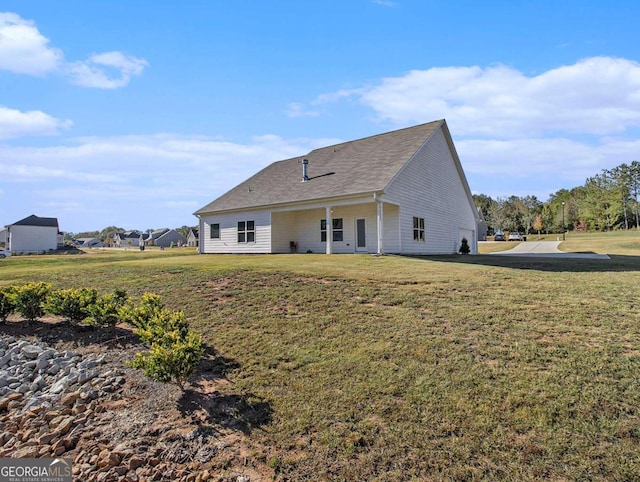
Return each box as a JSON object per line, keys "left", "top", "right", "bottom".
{"left": 238, "top": 220, "right": 255, "bottom": 243}
{"left": 210, "top": 223, "right": 220, "bottom": 239}
{"left": 413, "top": 217, "right": 425, "bottom": 241}
{"left": 321, "top": 218, "right": 343, "bottom": 242}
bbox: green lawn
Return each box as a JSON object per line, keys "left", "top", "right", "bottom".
{"left": 2, "top": 236, "right": 640, "bottom": 480}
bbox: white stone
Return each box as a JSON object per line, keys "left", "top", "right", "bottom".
{"left": 21, "top": 345, "right": 43, "bottom": 360}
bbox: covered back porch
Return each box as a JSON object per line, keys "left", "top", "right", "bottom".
{"left": 271, "top": 197, "right": 399, "bottom": 255}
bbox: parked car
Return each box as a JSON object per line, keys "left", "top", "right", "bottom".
{"left": 494, "top": 232, "right": 506, "bottom": 241}
{"left": 0, "top": 249, "right": 11, "bottom": 258}
{"left": 508, "top": 232, "right": 523, "bottom": 241}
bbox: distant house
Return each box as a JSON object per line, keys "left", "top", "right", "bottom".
{"left": 477, "top": 207, "right": 488, "bottom": 241}
{"left": 186, "top": 228, "right": 199, "bottom": 247}
{"left": 0, "top": 228, "right": 6, "bottom": 247}
{"left": 195, "top": 120, "right": 480, "bottom": 255}
{"left": 113, "top": 231, "right": 142, "bottom": 248}
{"left": 5, "top": 214, "right": 62, "bottom": 254}
{"left": 144, "top": 229, "right": 187, "bottom": 248}
{"left": 74, "top": 237, "right": 104, "bottom": 248}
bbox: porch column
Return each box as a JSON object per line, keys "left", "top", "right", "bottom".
{"left": 376, "top": 198, "right": 384, "bottom": 255}
{"left": 326, "top": 206, "right": 333, "bottom": 254}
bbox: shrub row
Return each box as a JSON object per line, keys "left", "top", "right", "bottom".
{"left": 0, "top": 283, "right": 203, "bottom": 389}
{"left": 0, "top": 282, "right": 125, "bottom": 327}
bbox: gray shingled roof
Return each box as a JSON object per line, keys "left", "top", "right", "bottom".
{"left": 10, "top": 214, "right": 59, "bottom": 228}
{"left": 195, "top": 120, "right": 443, "bottom": 215}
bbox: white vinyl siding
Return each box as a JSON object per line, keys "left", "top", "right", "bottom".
{"left": 201, "top": 210, "right": 271, "bottom": 253}
{"left": 286, "top": 209, "right": 326, "bottom": 254}
{"left": 7, "top": 225, "right": 58, "bottom": 254}
{"left": 459, "top": 228, "right": 475, "bottom": 254}
{"left": 385, "top": 128, "right": 477, "bottom": 254}
{"left": 271, "top": 211, "right": 296, "bottom": 253}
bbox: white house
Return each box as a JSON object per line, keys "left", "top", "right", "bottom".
{"left": 5, "top": 215, "right": 61, "bottom": 254}
{"left": 113, "top": 231, "right": 142, "bottom": 248}
{"left": 186, "top": 228, "right": 199, "bottom": 247}
{"left": 194, "top": 120, "right": 480, "bottom": 255}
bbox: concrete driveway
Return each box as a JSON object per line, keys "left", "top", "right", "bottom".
{"left": 489, "top": 240, "right": 610, "bottom": 259}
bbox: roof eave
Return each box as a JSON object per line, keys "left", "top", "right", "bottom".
{"left": 194, "top": 190, "right": 382, "bottom": 217}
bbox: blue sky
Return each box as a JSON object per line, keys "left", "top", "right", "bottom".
{"left": 1, "top": 1, "right": 639, "bottom": 233}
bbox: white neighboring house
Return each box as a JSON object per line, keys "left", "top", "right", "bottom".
{"left": 5, "top": 214, "right": 62, "bottom": 254}
{"left": 186, "top": 228, "right": 199, "bottom": 247}
{"left": 113, "top": 231, "right": 142, "bottom": 248}
{"left": 195, "top": 120, "right": 481, "bottom": 255}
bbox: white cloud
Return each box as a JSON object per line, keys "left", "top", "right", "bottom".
{"left": 308, "top": 57, "right": 640, "bottom": 139}
{"left": 0, "top": 106, "right": 72, "bottom": 139}
{"left": 376, "top": 57, "right": 640, "bottom": 137}
{"left": 458, "top": 138, "right": 604, "bottom": 178}
{"left": 67, "top": 51, "right": 149, "bottom": 89}
{"left": 291, "top": 56, "right": 640, "bottom": 199}
{"left": 455, "top": 135, "right": 640, "bottom": 200}
{"left": 0, "top": 12, "right": 147, "bottom": 88}
{"left": 0, "top": 12, "right": 62, "bottom": 75}
{"left": 314, "top": 87, "right": 366, "bottom": 105}
{"left": 286, "top": 102, "right": 321, "bottom": 118}
{"left": 0, "top": 133, "right": 342, "bottom": 231}
{"left": 372, "top": 0, "right": 398, "bottom": 6}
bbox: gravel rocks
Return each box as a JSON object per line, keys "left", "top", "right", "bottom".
{"left": 0, "top": 335, "right": 108, "bottom": 409}
{"left": 0, "top": 335, "right": 128, "bottom": 475}
{"left": 0, "top": 334, "right": 256, "bottom": 481}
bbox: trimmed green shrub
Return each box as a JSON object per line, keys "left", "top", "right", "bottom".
{"left": 87, "top": 289, "right": 128, "bottom": 328}
{"left": 459, "top": 237, "right": 471, "bottom": 255}
{"left": 120, "top": 292, "right": 190, "bottom": 344}
{"left": 12, "top": 282, "right": 51, "bottom": 321}
{"left": 119, "top": 292, "right": 165, "bottom": 332}
{"left": 128, "top": 330, "right": 204, "bottom": 389}
{"left": 134, "top": 308, "right": 190, "bottom": 346}
{"left": 44, "top": 288, "right": 98, "bottom": 323}
{"left": 124, "top": 292, "right": 203, "bottom": 389}
{"left": 0, "top": 287, "right": 15, "bottom": 323}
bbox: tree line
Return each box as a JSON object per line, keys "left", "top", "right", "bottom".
{"left": 474, "top": 161, "right": 640, "bottom": 235}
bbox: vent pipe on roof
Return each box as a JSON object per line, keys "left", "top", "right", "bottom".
{"left": 302, "top": 158, "right": 309, "bottom": 182}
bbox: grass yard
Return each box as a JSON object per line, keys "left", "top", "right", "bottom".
{"left": 2, "top": 234, "right": 640, "bottom": 480}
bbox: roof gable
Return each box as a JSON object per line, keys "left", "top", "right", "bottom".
{"left": 195, "top": 120, "right": 443, "bottom": 214}
{"left": 10, "top": 214, "right": 59, "bottom": 228}
{"left": 145, "top": 228, "right": 169, "bottom": 241}
{"left": 156, "top": 229, "right": 186, "bottom": 241}
{"left": 116, "top": 231, "right": 142, "bottom": 240}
